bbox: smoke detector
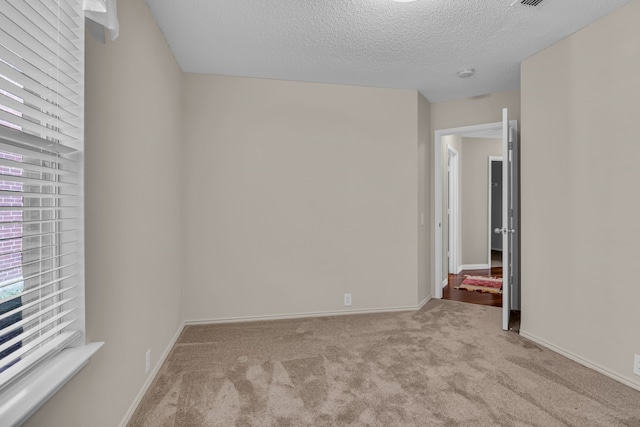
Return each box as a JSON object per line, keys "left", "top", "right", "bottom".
{"left": 511, "top": 0, "right": 550, "bottom": 8}
{"left": 457, "top": 69, "right": 475, "bottom": 79}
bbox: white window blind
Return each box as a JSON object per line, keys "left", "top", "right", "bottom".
{"left": 0, "top": 0, "right": 84, "bottom": 392}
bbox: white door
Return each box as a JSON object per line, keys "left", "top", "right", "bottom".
{"left": 500, "top": 108, "right": 519, "bottom": 330}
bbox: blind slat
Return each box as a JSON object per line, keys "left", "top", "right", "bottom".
{"left": 0, "top": 158, "right": 78, "bottom": 179}
{"left": 0, "top": 14, "right": 82, "bottom": 81}
{"left": 0, "top": 61, "right": 77, "bottom": 111}
{"left": 0, "top": 175, "right": 78, "bottom": 191}
{"left": 0, "top": 231, "right": 80, "bottom": 244}
{"left": 1, "top": 5, "right": 82, "bottom": 66}
{"left": 0, "top": 219, "right": 78, "bottom": 227}
{"left": 40, "top": 1, "right": 81, "bottom": 34}
{"left": 0, "top": 277, "right": 75, "bottom": 314}
{"left": 0, "top": 208, "right": 77, "bottom": 216}
{"left": 0, "top": 320, "right": 76, "bottom": 369}
{"left": 0, "top": 110, "right": 78, "bottom": 147}
{"left": 0, "top": 241, "right": 78, "bottom": 261}
{"left": 0, "top": 286, "right": 75, "bottom": 324}
{"left": 0, "top": 141, "right": 79, "bottom": 168}
{"left": 0, "top": 191, "right": 77, "bottom": 201}
{"left": 0, "top": 309, "right": 75, "bottom": 355}
{"left": 44, "top": 2, "right": 81, "bottom": 31}
{"left": 0, "top": 298, "right": 74, "bottom": 338}
{"left": 0, "top": 91, "right": 79, "bottom": 135}
{"left": 0, "top": 120, "right": 79, "bottom": 156}
{"left": 7, "top": 0, "right": 80, "bottom": 54}
{"left": 0, "top": 77, "right": 79, "bottom": 125}
{"left": 0, "top": 29, "right": 80, "bottom": 98}
{"left": 0, "top": 174, "right": 78, "bottom": 189}
{"left": 0, "top": 254, "right": 77, "bottom": 278}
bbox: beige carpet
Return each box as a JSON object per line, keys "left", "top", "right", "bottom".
{"left": 129, "top": 300, "right": 640, "bottom": 426}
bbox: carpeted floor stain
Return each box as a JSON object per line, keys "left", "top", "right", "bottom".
{"left": 129, "top": 300, "right": 640, "bottom": 426}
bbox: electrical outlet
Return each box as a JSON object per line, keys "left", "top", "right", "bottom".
{"left": 344, "top": 293, "right": 352, "bottom": 307}
{"left": 145, "top": 349, "right": 151, "bottom": 374}
{"left": 634, "top": 354, "right": 640, "bottom": 376}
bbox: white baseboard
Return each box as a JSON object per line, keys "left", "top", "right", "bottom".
{"left": 186, "top": 298, "right": 433, "bottom": 326}
{"left": 118, "top": 322, "right": 185, "bottom": 427}
{"left": 460, "top": 264, "right": 490, "bottom": 270}
{"left": 417, "top": 295, "right": 432, "bottom": 309}
{"left": 520, "top": 330, "right": 640, "bottom": 393}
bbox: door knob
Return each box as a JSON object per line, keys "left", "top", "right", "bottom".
{"left": 494, "top": 228, "right": 516, "bottom": 235}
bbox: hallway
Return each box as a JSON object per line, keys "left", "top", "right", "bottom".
{"left": 443, "top": 266, "right": 503, "bottom": 308}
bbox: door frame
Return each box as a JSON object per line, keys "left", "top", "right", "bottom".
{"left": 434, "top": 121, "right": 516, "bottom": 300}
{"left": 447, "top": 146, "right": 460, "bottom": 280}
{"left": 487, "top": 156, "right": 503, "bottom": 267}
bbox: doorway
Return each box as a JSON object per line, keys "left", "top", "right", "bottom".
{"left": 433, "top": 112, "right": 519, "bottom": 330}
{"left": 441, "top": 135, "right": 504, "bottom": 308}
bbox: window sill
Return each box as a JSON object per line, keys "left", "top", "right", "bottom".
{"left": 0, "top": 342, "right": 104, "bottom": 427}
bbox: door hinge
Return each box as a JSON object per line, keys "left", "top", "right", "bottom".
{"left": 508, "top": 140, "right": 513, "bottom": 150}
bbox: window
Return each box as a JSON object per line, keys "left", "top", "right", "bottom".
{"left": 0, "top": 0, "right": 85, "bottom": 392}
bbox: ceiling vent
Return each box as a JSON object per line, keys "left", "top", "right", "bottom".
{"left": 511, "top": 0, "right": 550, "bottom": 8}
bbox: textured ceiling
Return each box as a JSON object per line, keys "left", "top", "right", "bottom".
{"left": 146, "top": 0, "right": 630, "bottom": 102}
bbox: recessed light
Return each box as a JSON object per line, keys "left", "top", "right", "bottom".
{"left": 458, "top": 69, "right": 475, "bottom": 78}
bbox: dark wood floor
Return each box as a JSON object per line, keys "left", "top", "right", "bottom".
{"left": 443, "top": 266, "right": 503, "bottom": 307}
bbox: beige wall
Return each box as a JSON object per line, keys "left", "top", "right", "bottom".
{"left": 431, "top": 90, "right": 521, "bottom": 132}
{"left": 417, "top": 94, "right": 431, "bottom": 302}
{"left": 460, "top": 137, "right": 502, "bottom": 266}
{"left": 521, "top": 0, "right": 640, "bottom": 389}
{"left": 24, "top": 1, "right": 185, "bottom": 425}
{"left": 182, "top": 74, "right": 424, "bottom": 321}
